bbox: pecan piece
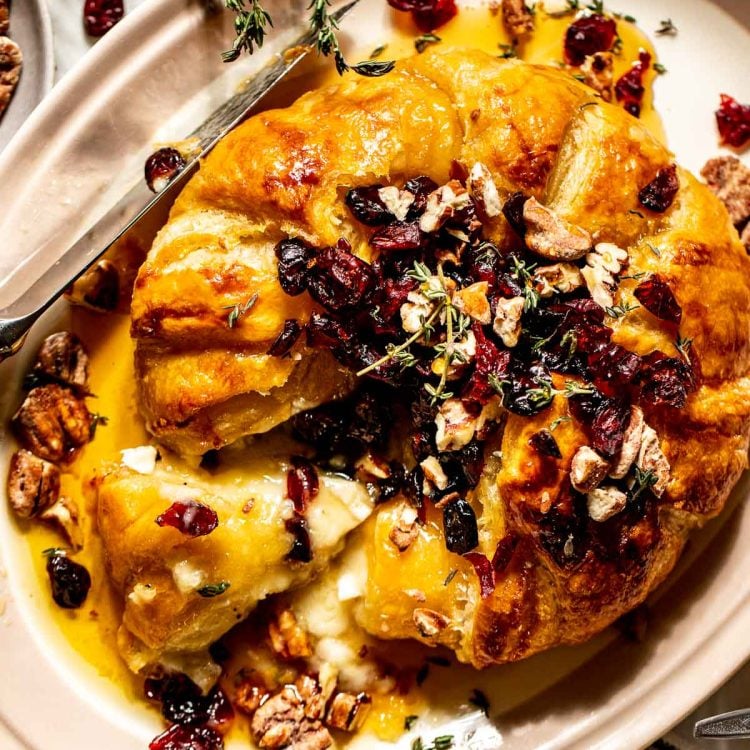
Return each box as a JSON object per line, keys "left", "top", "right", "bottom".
{"left": 388, "top": 501, "right": 419, "bottom": 552}
{"left": 30, "top": 332, "right": 90, "bottom": 391}
{"left": 493, "top": 296, "right": 525, "bottom": 347}
{"left": 325, "top": 692, "right": 372, "bottom": 732}
{"left": 523, "top": 198, "right": 592, "bottom": 261}
{"left": 586, "top": 485, "right": 627, "bottom": 522}
{"left": 7, "top": 449, "right": 60, "bottom": 518}
{"left": 701, "top": 155, "right": 750, "bottom": 228}
{"left": 12, "top": 385, "right": 93, "bottom": 464}
{"left": 570, "top": 445, "right": 609, "bottom": 492}
{"left": 413, "top": 607, "right": 450, "bottom": 638}
{"left": 501, "top": 0, "right": 533, "bottom": 38}
{"left": 0, "top": 36, "right": 21, "bottom": 114}
{"left": 268, "top": 608, "right": 312, "bottom": 660}
{"left": 637, "top": 425, "right": 670, "bottom": 497}
{"left": 39, "top": 495, "right": 84, "bottom": 549}
{"left": 65, "top": 259, "right": 120, "bottom": 312}
{"left": 581, "top": 51, "right": 614, "bottom": 102}
{"left": 251, "top": 678, "right": 332, "bottom": 750}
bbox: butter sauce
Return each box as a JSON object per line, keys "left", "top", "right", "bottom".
{"left": 21, "top": 4, "right": 664, "bottom": 746}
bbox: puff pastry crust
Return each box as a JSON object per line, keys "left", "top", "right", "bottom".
{"left": 123, "top": 49, "right": 750, "bottom": 669}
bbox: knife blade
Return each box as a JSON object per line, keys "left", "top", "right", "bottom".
{"left": 695, "top": 709, "right": 750, "bottom": 740}
{"left": 0, "top": 0, "right": 361, "bottom": 361}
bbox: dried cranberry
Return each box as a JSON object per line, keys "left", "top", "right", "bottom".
{"left": 590, "top": 399, "right": 629, "bottom": 458}
{"left": 536, "top": 490, "right": 588, "bottom": 567}
{"left": 291, "top": 403, "right": 349, "bottom": 455}
{"left": 587, "top": 342, "right": 641, "bottom": 394}
{"left": 350, "top": 390, "right": 391, "bottom": 448}
{"left": 443, "top": 498, "right": 479, "bottom": 554}
{"left": 403, "top": 175, "right": 439, "bottom": 215}
{"left": 308, "top": 240, "right": 376, "bottom": 312}
{"left": 615, "top": 50, "right": 651, "bottom": 118}
{"left": 275, "top": 238, "right": 317, "bottom": 296}
{"left": 375, "top": 462, "right": 406, "bottom": 502}
{"left": 345, "top": 185, "right": 392, "bottom": 226}
{"left": 155, "top": 500, "right": 219, "bottom": 537}
{"left": 45, "top": 552, "right": 91, "bottom": 609}
{"left": 492, "top": 534, "right": 520, "bottom": 573}
{"left": 267, "top": 320, "right": 302, "bottom": 356}
{"left": 715, "top": 94, "right": 750, "bottom": 149}
{"left": 462, "top": 325, "right": 511, "bottom": 404}
{"left": 502, "top": 192, "right": 528, "bottom": 237}
{"left": 83, "top": 0, "right": 124, "bottom": 36}
{"left": 564, "top": 14, "right": 617, "bottom": 66}
{"left": 463, "top": 552, "right": 495, "bottom": 599}
{"left": 413, "top": 0, "right": 458, "bottom": 31}
{"left": 638, "top": 351, "right": 693, "bottom": 409}
{"left": 149, "top": 724, "right": 223, "bottom": 750}
{"left": 501, "top": 364, "right": 556, "bottom": 417}
{"left": 638, "top": 164, "right": 679, "bottom": 213}
{"left": 464, "top": 242, "right": 503, "bottom": 290}
{"left": 369, "top": 221, "right": 423, "bottom": 252}
{"left": 145, "top": 148, "right": 186, "bottom": 193}
{"left": 285, "top": 513, "right": 313, "bottom": 562}
{"left": 287, "top": 456, "right": 319, "bottom": 513}
{"left": 528, "top": 429, "right": 561, "bottom": 459}
{"left": 155, "top": 674, "right": 208, "bottom": 726}
{"left": 306, "top": 312, "right": 354, "bottom": 350}
{"left": 375, "top": 275, "right": 419, "bottom": 323}
{"left": 633, "top": 275, "right": 682, "bottom": 323}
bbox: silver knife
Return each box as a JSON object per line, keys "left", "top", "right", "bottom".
{"left": 0, "top": 0, "right": 361, "bottom": 361}
{"left": 695, "top": 709, "right": 750, "bottom": 740}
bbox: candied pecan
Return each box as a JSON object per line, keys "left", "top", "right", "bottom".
{"left": 493, "top": 296, "right": 524, "bottom": 347}
{"left": 377, "top": 186, "right": 415, "bottom": 221}
{"left": 413, "top": 607, "right": 450, "bottom": 638}
{"left": 467, "top": 162, "right": 502, "bottom": 218}
{"left": 65, "top": 259, "right": 120, "bottom": 312}
{"left": 570, "top": 445, "right": 609, "bottom": 492}
{"left": 235, "top": 674, "right": 270, "bottom": 715}
{"left": 638, "top": 164, "right": 679, "bottom": 213}
{"left": 501, "top": 0, "right": 533, "bottom": 38}
{"left": 533, "top": 263, "right": 584, "bottom": 298}
{"left": 581, "top": 51, "right": 614, "bottom": 102}
{"left": 250, "top": 681, "right": 332, "bottom": 750}
{"left": 12, "top": 385, "right": 92, "bottom": 464}
{"left": 586, "top": 485, "right": 627, "bottom": 522}
{"left": 419, "top": 180, "right": 473, "bottom": 233}
{"left": 40, "top": 496, "right": 83, "bottom": 549}
{"left": 701, "top": 155, "right": 750, "bottom": 227}
{"left": 388, "top": 501, "right": 420, "bottom": 552}
{"left": 30, "top": 332, "right": 90, "bottom": 392}
{"left": 523, "top": 198, "right": 592, "bottom": 261}
{"left": 581, "top": 242, "right": 628, "bottom": 309}
{"left": 325, "top": 692, "right": 372, "bottom": 732}
{"left": 268, "top": 608, "right": 312, "bottom": 660}
{"left": 637, "top": 424, "right": 670, "bottom": 496}
{"left": 0, "top": 36, "right": 21, "bottom": 114}
{"left": 7, "top": 450, "right": 60, "bottom": 518}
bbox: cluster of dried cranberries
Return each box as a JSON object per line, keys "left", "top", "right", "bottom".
{"left": 272, "top": 160, "right": 692, "bottom": 581}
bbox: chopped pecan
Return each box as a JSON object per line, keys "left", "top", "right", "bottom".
{"left": 377, "top": 186, "right": 414, "bottom": 222}
{"left": 235, "top": 672, "right": 270, "bottom": 715}
{"left": 420, "top": 456, "right": 448, "bottom": 491}
{"left": 467, "top": 162, "right": 503, "bottom": 218}
{"left": 582, "top": 242, "right": 628, "bottom": 309}
{"left": 570, "top": 445, "right": 610, "bottom": 492}
{"left": 435, "top": 398, "right": 478, "bottom": 452}
{"left": 39, "top": 495, "right": 83, "bottom": 549}
{"left": 581, "top": 51, "right": 614, "bottom": 102}
{"left": 268, "top": 609, "right": 312, "bottom": 660}
{"left": 12, "top": 385, "right": 92, "bottom": 464}
{"left": 354, "top": 452, "right": 390, "bottom": 482}
{"left": 586, "top": 485, "right": 627, "bottom": 522}
{"left": 413, "top": 607, "right": 450, "bottom": 638}
{"left": 325, "top": 692, "right": 372, "bottom": 732}
{"left": 6, "top": 449, "right": 60, "bottom": 518}
{"left": 501, "top": 0, "right": 533, "bottom": 38}
{"left": 609, "top": 406, "right": 644, "bottom": 479}
{"left": 523, "top": 198, "right": 592, "bottom": 261}
{"left": 701, "top": 155, "right": 750, "bottom": 228}
{"left": 388, "top": 501, "right": 419, "bottom": 552}
{"left": 637, "top": 425, "right": 670, "bottom": 496}
{"left": 0, "top": 36, "right": 21, "bottom": 114}
{"left": 493, "top": 296, "right": 525, "bottom": 347}
{"left": 400, "top": 289, "right": 435, "bottom": 334}
{"left": 65, "top": 259, "right": 120, "bottom": 312}
{"left": 31, "top": 332, "right": 90, "bottom": 391}
{"left": 251, "top": 678, "right": 332, "bottom": 750}
{"left": 419, "top": 181, "right": 472, "bottom": 233}
{"left": 532, "top": 263, "right": 584, "bottom": 298}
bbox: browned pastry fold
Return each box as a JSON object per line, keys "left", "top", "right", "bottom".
{"left": 125, "top": 49, "right": 750, "bottom": 668}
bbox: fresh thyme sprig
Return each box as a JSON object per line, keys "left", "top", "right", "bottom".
{"left": 655, "top": 18, "right": 678, "bottom": 36}
{"left": 605, "top": 301, "right": 640, "bottom": 320}
{"left": 223, "top": 0, "right": 395, "bottom": 77}
{"left": 630, "top": 467, "right": 657, "bottom": 502}
{"left": 415, "top": 33, "right": 441, "bottom": 54}
{"left": 223, "top": 292, "right": 259, "bottom": 328}
{"left": 674, "top": 334, "right": 693, "bottom": 360}
{"left": 510, "top": 256, "right": 541, "bottom": 312}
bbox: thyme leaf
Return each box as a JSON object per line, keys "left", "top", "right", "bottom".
{"left": 415, "top": 33, "right": 441, "bottom": 54}
{"left": 197, "top": 581, "right": 231, "bottom": 598}
{"left": 223, "top": 292, "right": 259, "bottom": 328}
{"left": 222, "top": 0, "right": 273, "bottom": 63}
{"left": 469, "top": 688, "right": 491, "bottom": 717}
{"left": 655, "top": 18, "right": 678, "bottom": 36}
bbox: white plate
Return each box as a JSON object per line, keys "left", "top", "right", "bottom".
{"left": 0, "top": 1, "right": 749, "bottom": 749}
{"left": 0, "top": 0, "right": 53, "bottom": 153}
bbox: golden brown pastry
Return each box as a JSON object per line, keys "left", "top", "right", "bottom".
{"left": 120, "top": 49, "right": 750, "bottom": 673}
